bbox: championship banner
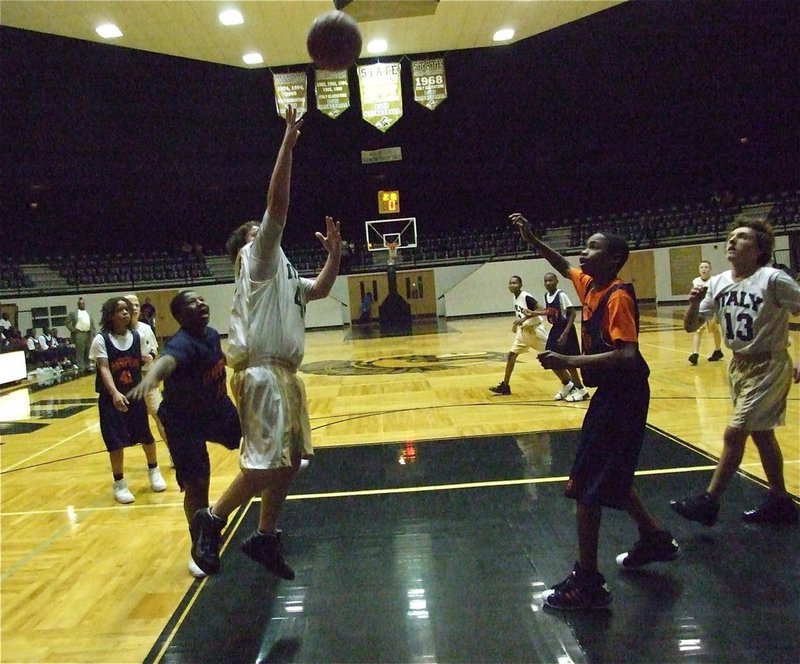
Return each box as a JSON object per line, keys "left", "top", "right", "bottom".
{"left": 412, "top": 58, "right": 447, "bottom": 110}
{"left": 273, "top": 72, "right": 308, "bottom": 117}
{"left": 357, "top": 62, "right": 402, "bottom": 132}
{"left": 315, "top": 69, "right": 350, "bottom": 119}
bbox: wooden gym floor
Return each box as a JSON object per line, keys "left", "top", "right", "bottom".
{"left": 1, "top": 308, "right": 798, "bottom": 663}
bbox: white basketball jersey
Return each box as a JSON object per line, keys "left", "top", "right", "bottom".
{"left": 692, "top": 275, "right": 711, "bottom": 290}
{"left": 515, "top": 290, "right": 547, "bottom": 331}
{"left": 228, "top": 240, "right": 314, "bottom": 368}
{"left": 699, "top": 266, "right": 800, "bottom": 354}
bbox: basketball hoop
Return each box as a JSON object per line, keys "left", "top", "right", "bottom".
{"left": 387, "top": 241, "right": 399, "bottom": 265}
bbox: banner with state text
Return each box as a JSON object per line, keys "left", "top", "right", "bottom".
{"left": 412, "top": 58, "right": 447, "bottom": 110}
{"left": 357, "top": 62, "right": 403, "bottom": 132}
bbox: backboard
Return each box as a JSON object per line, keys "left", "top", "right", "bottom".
{"left": 365, "top": 217, "right": 418, "bottom": 252}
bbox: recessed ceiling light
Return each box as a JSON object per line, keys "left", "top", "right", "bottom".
{"left": 219, "top": 9, "right": 244, "bottom": 26}
{"left": 493, "top": 28, "right": 515, "bottom": 42}
{"left": 367, "top": 39, "right": 388, "bottom": 54}
{"left": 96, "top": 23, "right": 123, "bottom": 39}
{"left": 242, "top": 52, "right": 264, "bottom": 65}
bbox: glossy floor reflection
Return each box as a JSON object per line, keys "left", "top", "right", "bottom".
{"left": 148, "top": 429, "right": 800, "bottom": 664}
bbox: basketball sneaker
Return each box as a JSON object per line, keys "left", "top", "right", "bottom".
{"left": 190, "top": 508, "right": 225, "bottom": 575}
{"left": 489, "top": 382, "right": 511, "bottom": 395}
{"left": 742, "top": 494, "right": 799, "bottom": 524}
{"left": 543, "top": 563, "right": 611, "bottom": 611}
{"left": 188, "top": 558, "right": 207, "bottom": 579}
{"left": 241, "top": 530, "right": 295, "bottom": 580}
{"left": 708, "top": 349, "right": 724, "bottom": 362}
{"left": 554, "top": 381, "right": 574, "bottom": 400}
{"left": 112, "top": 478, "right": 135, "bottom": 504}
{"left": 670, "top": 492, "right": 720, "bottom": 526}
{"left": 688, "top": 353, "right": 699, "bottom": 365}
{"left": 564, "top": 386, "right": 590, "bottom": 402}
{"left": 148, "top": 467, "right": 167, "bottom": 492}
{"left": 616, "top": 530, "right": 681, "bottom": 569}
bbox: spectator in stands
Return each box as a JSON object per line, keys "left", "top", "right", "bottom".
{"left": 24, "top": 329, "right": 37, "bottom": 351}
{"left": 51, "top": 327, "right": 77, "bottom": 368}
{"left": 0, "top": 312, "right": 12, "bottom": 333}
{"left": 64, "top": 296, "right": 97, "bottom": 374}
{"left": 4, "top": 327, "right": 25, "bottom": 352}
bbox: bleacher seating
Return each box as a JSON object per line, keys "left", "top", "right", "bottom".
{"left": 2, "top": 190, "right": 798, "bottom": 296}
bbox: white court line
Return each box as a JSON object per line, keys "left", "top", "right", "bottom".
{"left": 2, "top": 421, "right": 100, "bottom": 472}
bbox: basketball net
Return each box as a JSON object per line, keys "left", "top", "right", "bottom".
{"left": 387, "top": 241, "right": 399, "bottom": 265}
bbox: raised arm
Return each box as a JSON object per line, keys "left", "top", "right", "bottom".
{"left": 307, "top": 216, "right": 342, "bottom": 302}
{"left": 251, "top": 106, "right": 304, "bottom": 279}
{"left": 509, "top": 213, "right": 572, "bottom": 278}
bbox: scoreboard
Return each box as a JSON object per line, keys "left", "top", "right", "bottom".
{"left": 378, "top": 190, "right": 400, "bottom": 215}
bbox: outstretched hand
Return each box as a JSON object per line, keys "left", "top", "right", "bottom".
{"left": 509, "top": 212, "right": 536, "bottom": 243}
{"left": 315, "top": 216, "right": 342, "bottom": 256}
{"left": 282, "top": 105, "right": 304, "bottom": 149}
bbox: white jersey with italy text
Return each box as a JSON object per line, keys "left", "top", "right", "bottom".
{"left": 698, "top": 266, "right": 800, "bottom": 355}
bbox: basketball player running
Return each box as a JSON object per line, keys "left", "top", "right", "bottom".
{"left": 489, "top": 275, "right": 548, "bottom": 395}
{"left": 528, "top": 272, "right": 589, "bottom": 401}
{"left": 688, "top": 261, "right": 723, "bottom": 365}
{"left": 190, "top": 106, "right": 342, "bottom": 578}
{"left": 672, "top": 221, "right": 800, "bottom": 526}
{"left": 511, "top": 213, "right": 680, "bottom": 611}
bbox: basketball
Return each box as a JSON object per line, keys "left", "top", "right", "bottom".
{"left": 306, "top": 10, "right": 362, "bottom": 71}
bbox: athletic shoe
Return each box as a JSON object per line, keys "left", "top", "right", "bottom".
{"left": 543, "top": 563, "right": 611, "bottom": 611}
{"left": 742, "top": 494, "right": 799, "bottom": 525}
{"left": 688, "top": 353, "right": 699, "bottom": 365}
{"left": 241, "top": 531, "right": 295, "bottom": 580}
{"left": 112, "top": 479, "right": 135, "bottom": 504}
{"left": 564, "top": 386, "right": 590, "bottom": 402}
{"left": 616, "top": 530, "right": 681, "bottom": 569}
{"left": 190, "top": 508, "right": 225, "bottom": 575}
{"left": 489, "top": 382, "right": 511, "bottom": 395}
{"left": 148, "top": 467, "right": 167, "bottom": 492}
{"left": 670, "top": 492, "right": 719, "bottom": 526}
{"left": 554, "top": 381, "right": 575, "bottom": 401}
{"left": 188, "top": 558, "right": 207, "bottom": 579}
{"left": 708, "top": 349, "right": 724, "bottom": 362}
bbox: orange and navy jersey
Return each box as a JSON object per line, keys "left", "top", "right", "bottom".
{"left": 567, "top": 267, "right": 638, "bottom": 347}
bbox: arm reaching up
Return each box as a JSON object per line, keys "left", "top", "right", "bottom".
{"left": 251, "top": 105, "right": 305, "bottom": 281}
{"left": 509, "top": 213, "right": 571, "bottom": 278}
{"left": 307, "top": 216, "right": 342, "bottom": 302}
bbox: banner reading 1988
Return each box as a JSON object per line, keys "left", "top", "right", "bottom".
{"left": 412, "top": 58, "right": 447, "bottom": 110}
{"left": 357, "top": 62, "right": 403, "bottom": 132}
{"left": 273, "top": 72, "right": 307, "bottom": 117}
